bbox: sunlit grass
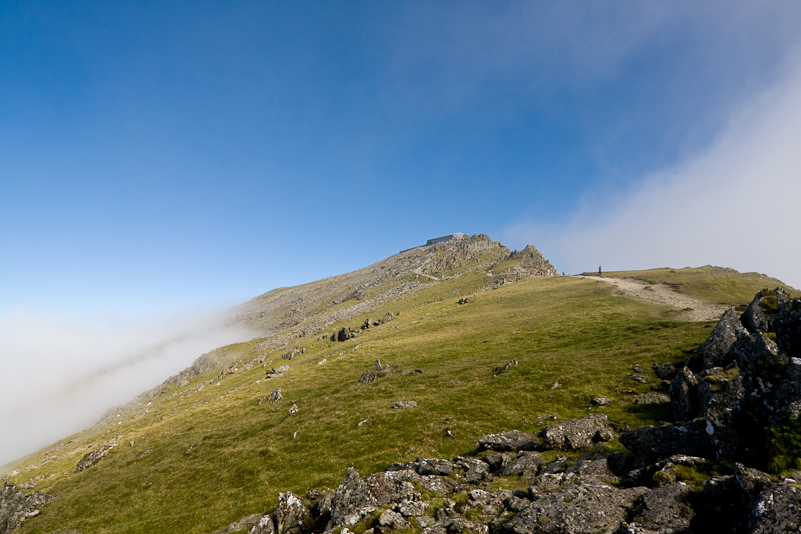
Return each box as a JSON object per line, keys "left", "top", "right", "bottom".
{"left": 13, "top": 273, "right": 732, "bottom": 534}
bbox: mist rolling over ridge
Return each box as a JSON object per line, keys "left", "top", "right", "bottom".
{"left": 0, "top": 308, "right": 256, "bottom": 467}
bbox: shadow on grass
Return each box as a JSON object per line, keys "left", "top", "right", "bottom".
{"left": 622, "top": 402, "right": 673, "bottom": 423}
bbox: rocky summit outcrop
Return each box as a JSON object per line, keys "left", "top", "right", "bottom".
{"left": 631, "top": 287, "right": 801, "bottom": 470}
{"left": 0, "top": 482, "right": 53, "bottom": 534}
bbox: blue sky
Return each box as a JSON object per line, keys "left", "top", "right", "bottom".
{"left": 3, "top": 1, "right": 800, "bottom": 318}
{"left": 3, "top": 0, "right": 801, "bottom": 467}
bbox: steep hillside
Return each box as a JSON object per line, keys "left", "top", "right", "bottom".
{"left": 1, "top": 237, "right": 797, "bottom": 534}
{"left": 234, "top": 234, "right": 555, "bottom": 341}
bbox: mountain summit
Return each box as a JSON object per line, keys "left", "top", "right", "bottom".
{"left": 235, "top": 233, "right": 557, "bottom": 340}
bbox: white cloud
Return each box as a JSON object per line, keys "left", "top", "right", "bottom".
{"left": 0, "top": 308, "right": 255, "bottom": 468}
{"left": 504, "top": 49, "right": 801, "bottom": 289}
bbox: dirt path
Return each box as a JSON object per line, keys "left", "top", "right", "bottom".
{"left": 412, "top": 269, "right": 440, "bottom": 281}
{"left": 579, "top": 275, "right": 729, "bottom": 322}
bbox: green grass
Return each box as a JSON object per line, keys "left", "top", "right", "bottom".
{"left": 10, "top": 271, "right": 732, "bottom": 534}
{"left": 585, "top": 266, "right": 798, "bottom": 308}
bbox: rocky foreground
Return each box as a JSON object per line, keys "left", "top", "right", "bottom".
{"left": 3, "top": 288, "right": 801, "bottom": 534}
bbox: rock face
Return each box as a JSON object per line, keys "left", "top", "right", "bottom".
{"left": 267, "top": 387, "right": 283, "bottom": 403}
{"left": 699, "top": 307, "right": 741, "bottom": 369}
{"left": 273, "top": 492, "right": 308, "bottom": 534}
{"left": 330, "top": 468, "right": 377, "bottom": 526}
{"left": 332, "top": 327, "right": 359, "bottom": 342}
{"left": 477, "top": 430, "right": 539, "bottom": 452}
{"left": 504, "top": 484, "right": 647, "bottom": 534}
{"left": 0, "top": 482, "right": 53, "bottom": 534}
{"left": 661, "top": 287, "right": 801, "bottom": 467}
{"left": 75, "top": 441, "right": 116, "bottom": 473}
{"left": 249, "top": 514, "right": 275, "bottom": 534}
{"left": 619, "top": 421, "right": 715, "bottom": 469}
{"left": 357, "top": 364, "right": 397, "bottom": 384}
{"left": 626, "top": 482, "right": 695, "bottom": 532}
{"left": 541, "top": 414, "right": 615, "bottom": 451}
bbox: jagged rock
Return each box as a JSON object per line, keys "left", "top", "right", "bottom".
{"left": 385, "top": 462, "right": 417, "bottom": 472}
{"left": 308, "top": 491, "right": 334, "bottom": 523}
{"left": 700, "top": 307, "right": 742, "bottom": 369}
{"left": 416, "top": 516, "right": 436, "bottom": 529}
{"left": 377, "top": 509, "right": 410, "bottom": 531}
{"left": 267, "top": 387, "right": 283, "bottom": 403}
{"left": 288, "top": 404, "right": 299, "bottom": 415}
{"left": 372, "top": 468, "right": 447, "bottom": 494}
{"left": 218, "top": 513, "right": 262, "bottom": 533}
{"left": 358, "top": 365, "right": 396, "bottom": 384}
{"left": 691, "top": 476, "right": 749, "bottom": 532}
{"left": 441, "top": 517, "right": 488, "bottom": 534}
{"left": 333, "top": 327, "right": 359, "bottom": 342}
{"left": 734, "top": 463, "right": 771, "bottom": 495}
{"left": 745, "top": 481, "right": 801, "bottom": 533}
{"left": 391, "top": 401, "right": 417, "bottom": 409}
{"left": 619, "top": 421, "right": 714, "bottom": 469}
{"left": 274, "top": 492, "right": 308, "bottom": 534}
{"left": 698, "top": 375, "right": 746, "bottom": 459}
{"left": 416, "top": 458, "right": 455, "bottom": 476}
{"left": 653, "top": 362, "right": 678, "bottom": 380}
{"left": 773, "top": 294, "right": 801, "bottom": 358}
{"left": 503, "top": 483, "right": 648, "bottom": 534}
{"left": 502, "top": 493, "right": 530, "bottom": 514}
{"left": 467, "top": 489, "right": 491, "bottom": 504}
{"left": 0, "top": 482, "right": 53, "bottom": 534}
{"left": 541, "top": 414, "right": 615, "bottom": 451}
{"left": 358, "top": 370, "right": 378, "bottom": 384}
{"left": 362, "top": 318, "right": 380, "bottom": 329}
{"left": 330, "top": 468, "right": 377, "bottom": 526}
{"left": 477, "top": 430, "right": 539, "bottom": 452}
{"left": 733, "top": 329, "right": 784, "bottom": 368}
{"left": 628, "top": 483, "right": 695, "bottom": 533}
{"left": 741, "top": 289, "right": 777, "bottom": 334}
{"left": 528, "top": 456, "right": 617, "bottom": 496}
{"left": 266, "top": 366, "right": 290, "bottom": 379}
{"left": 395, "top": 500, "right": 428, "bottom": 517}
{"left": 75, "top": 441, "right": 116, "bottom": 473}
{"left": 591, "top": 397, "right": 613, "bottom": 406}
{"left": 454, "top": 457, "right": 490, "bottom": 483}
{"left": 633, "top": 392, "right": 670, "bottom": 405}
{"left": 670, "top": 367, "right": 701, "bottom": 420}
{"left": 249, "top": 514, "right": 275, "bottom": 534}
{"left": 494, "top": 361, "right": 518, "bottom": 376}
{"left": 483, "top": 452, "right": 513, "bottom": 471}
{"left": 665, "top": 291, "right": 801, "bottom": 463}
{"left": 364, "top": 471, "right": 418, "bottom": 506}
{"left": 566, "top": 456, "right": 615, "bottom": 479}
{"left": 538, "top": 455, "right": 568, "bottom": 475}
{"left": 498, "top": 452, "right": 540, "bottom": 477}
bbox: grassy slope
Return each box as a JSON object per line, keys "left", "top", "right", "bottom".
{"left": 10, "top": 268, "right": 783, "bottom": 534}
